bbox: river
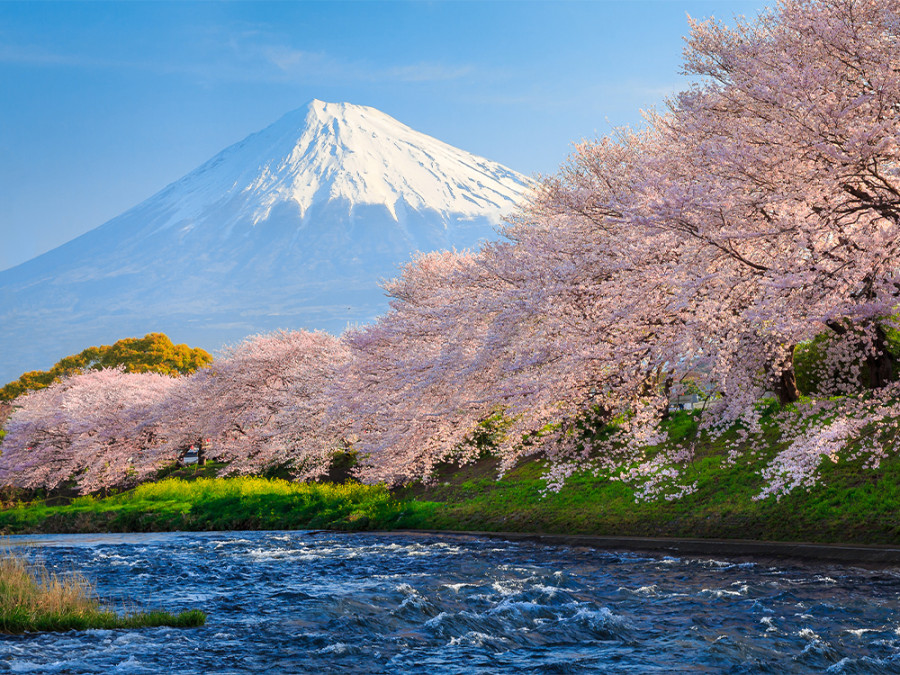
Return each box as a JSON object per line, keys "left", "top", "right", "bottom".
{"left": 2, "top": 530, "right": 900, "bottom": 673}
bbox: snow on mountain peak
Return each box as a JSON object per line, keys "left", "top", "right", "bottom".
{"left": 162, "top": 99, "right": 531, "bottom": 228}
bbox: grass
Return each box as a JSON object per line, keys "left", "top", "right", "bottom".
{"left": 398, "top": 409, "right": 900, "bottom": 544}
{"left": 0, "top": 544, "right": 205, "bottom": 633}
{"left": 0, "top": 477, "right": 436, "bottom": 534}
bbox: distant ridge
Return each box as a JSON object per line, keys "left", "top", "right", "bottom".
{"left": 0, "top": 101, "right": 533, "bottom": 383}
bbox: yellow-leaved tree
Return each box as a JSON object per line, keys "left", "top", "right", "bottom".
{"left": 0, "top": 333, "right": 213, "bottom": 402}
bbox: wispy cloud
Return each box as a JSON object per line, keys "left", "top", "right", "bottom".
{"left": 256, "top": 43, "right": 474, "bottom": 85}
{"left": 0, "top": 27, "right": 477, "bottom": 88}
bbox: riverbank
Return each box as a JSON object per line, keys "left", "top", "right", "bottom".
{"left": 0, "top": 477, "right": 431, "bottom": 534}
{"left": 393, "top": 452, "right": 900, "bottom": 546}
{"left": 2, "top": 434, "right": 900, "bottom": 555}
{"left": 380, "top": 530, "right": 900, "bottom": 564}
{"left": 2, "top": 407, "right": 899, "bottom": 549}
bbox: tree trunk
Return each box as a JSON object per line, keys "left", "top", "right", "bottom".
{"left": 773, "top": 346, "right": 800, "bottom": 405}
{"left": 660, "top": 374, "right": 675, "bottom": 420}
{"left": 866, "top": 324, "right": 896, "bottom": 389}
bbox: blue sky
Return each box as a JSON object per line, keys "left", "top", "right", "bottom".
{"left": 0, "top": 0, "right": 768, "bottom": 272}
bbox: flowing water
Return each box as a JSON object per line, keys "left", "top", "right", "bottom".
{"left": 3, "top": 530, "right": 900, "bottom": 673}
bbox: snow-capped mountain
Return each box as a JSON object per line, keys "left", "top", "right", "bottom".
{"left": 0, "top": 100, "right": 533, "bottom": 384}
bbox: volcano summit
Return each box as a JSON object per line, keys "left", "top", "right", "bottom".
{"left": 0, "top": 101, "right": 533, "bottom": 383}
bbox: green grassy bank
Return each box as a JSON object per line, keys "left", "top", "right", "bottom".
{"left": 2, "top": 411, "right": 900, "bottom": 544}
{"left": 397, "top": 453, "right": 900, "bottom": 545}
{"left": 395, "top": 408, "right": 900, "bottom": 545}
{"left": 0, "top": 477, "right": 436, "bottom": 534}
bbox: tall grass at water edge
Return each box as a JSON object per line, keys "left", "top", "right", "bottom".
{"left": 0, "top": 544, "right": 205, "bottom": 633}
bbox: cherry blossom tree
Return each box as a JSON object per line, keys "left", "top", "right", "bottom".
{"left": 0, "top": 331, "right": 349, "bottom": 491}
{"left": 667, "top": 0, "right": 900, "bottom": 392}
{"left": 161, "top": 330, "right": 351, "bottom": 479}
{"left": 338, "top": 138, "right": 693, "bottom": 486}
{"left": 0, "top": 369, "right": 180, "bottom": 493}
{"left": 584, "top": 0, "right": 900, "bottom": 494}
{"left": 345, "top": 0, "right": 900, "bottom": 494}
{"left": 336, "top": 250, "right": 502, "bottom": 484}
{"left": 630, "top": 0, "right": 900, "bottom": 494}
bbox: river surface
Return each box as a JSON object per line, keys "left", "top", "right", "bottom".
{"left": 3, "top": 530, "right": 900, "bottom": 673}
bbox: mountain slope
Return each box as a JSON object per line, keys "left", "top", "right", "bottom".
{"left": 0, "top": 101, "right": 533, "bottom": 384}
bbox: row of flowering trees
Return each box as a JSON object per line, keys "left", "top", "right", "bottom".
{"left": 2, "top": 0, "right": 899, "bottom": 498}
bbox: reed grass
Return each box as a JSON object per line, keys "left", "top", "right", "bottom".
{"left": 0, "top": 544, "right": 205, "bottom": 633}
